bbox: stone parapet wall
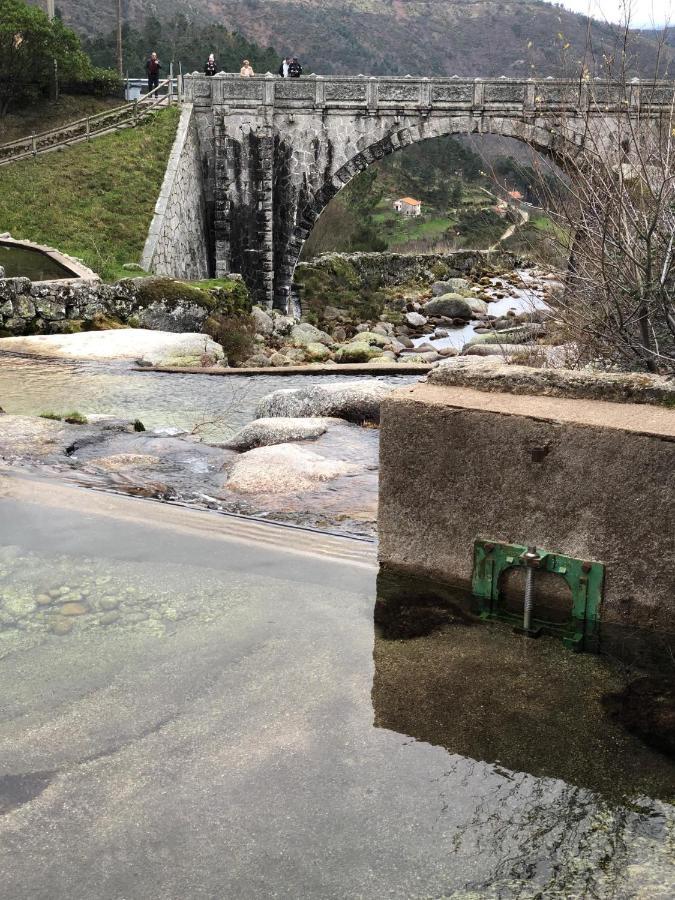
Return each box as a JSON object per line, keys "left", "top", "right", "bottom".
{"left": 378, "top": 378, "right": 675, "bottom": 636}
{"left": 140, "top": 104, "right": 210, "bottom": 280}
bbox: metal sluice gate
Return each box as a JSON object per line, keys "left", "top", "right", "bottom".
{"left": 471, "top": 540, "right": 605, "bottom": 651}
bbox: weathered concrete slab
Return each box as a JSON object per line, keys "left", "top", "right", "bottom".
{"left": 378, "top": 382, "right": 675, "bottom": 632}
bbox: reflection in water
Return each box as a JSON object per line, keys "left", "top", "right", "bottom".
{"left": 0, "top": 479, "right": 674, "bottom": 897}
{"left": 372, "top": 572, "right": 675, "bottom": 801}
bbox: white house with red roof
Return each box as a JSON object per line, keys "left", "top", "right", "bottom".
{"left": 393, "top": 197, "right": 422, "bottom": 217}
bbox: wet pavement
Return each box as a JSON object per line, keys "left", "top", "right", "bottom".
{"left": 0, "top": 473, "right": 673, "bottom": 899}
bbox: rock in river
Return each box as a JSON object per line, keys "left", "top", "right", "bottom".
{"left": 423, "top": 294, "right": 473, "bottom": 320}
{"left": 255, "top": 381, "right": 393, "bottom": 424}
{"left": 223, "top": 417, "right": 339, "bottom": 451}
{"left": 226, "top": 443, "right": 359, "bottom": 493}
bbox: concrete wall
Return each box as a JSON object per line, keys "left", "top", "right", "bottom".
{"left": 141, "top": 104, "right": 210, "bottom": 280}
{"left": 378, "top": 380, "right": 675, "bottom": 635}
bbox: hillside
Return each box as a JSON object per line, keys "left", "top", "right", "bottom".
{"left": 0, "top": 108, "right": 179, "bottom": 280}
{"left": 49, "top": 0, "right": 671, "bottom": 77}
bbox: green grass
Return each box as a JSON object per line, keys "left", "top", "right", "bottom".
{"left": 0, "top": 107, "right": 179, "bottom": 281}
{"left": 39, "top": 411, "right": 88, "bottom": 424}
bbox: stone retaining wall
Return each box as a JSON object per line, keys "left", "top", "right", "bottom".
{"left": 140, "top": 104, "right": 210, "bottom": 280}
{"left": 0, "top": 275, "right": 244, "bottom": 336}
{"left": 378, "top": 374, "right": 675, "bottom": 638}
{"left": 296, "top": 249, "right": 519, "bottom": 290}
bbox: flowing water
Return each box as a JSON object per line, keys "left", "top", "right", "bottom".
{"left": 413, "top": 269, "right": 552, "bottom": 352}
{"left": 0, "top": 477, "right": 672, "bottom": 898}
{"left": 0, "top": 354, "right": 414, "bottom": 535}
{"left": 0, "top": 352, "right": 414, "bottom": 441}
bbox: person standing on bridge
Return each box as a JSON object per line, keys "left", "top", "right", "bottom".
{"left": 240, "top": 59, "right": 255, "bottom": 77}
{"left": 205, "top": 54, "right": 217, "bottom": 76}
{"left": 145, "top": 51, "right": 161, "bottom": 93}
{"left": 288, "top": 57, "right": 302, "bottom": 78}
{"left": 278, "top": 57, "right": 290, "bottom": 77}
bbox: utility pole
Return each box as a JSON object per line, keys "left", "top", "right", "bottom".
{"left": 116, "top": 0, "right": 124, "bottom": 77}
{"left": 46, "top": 0, "right": 58, "bottom": 102}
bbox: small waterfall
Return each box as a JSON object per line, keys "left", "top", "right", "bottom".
{"left": 290, "top": 288, "right": 303, "bottom": 321}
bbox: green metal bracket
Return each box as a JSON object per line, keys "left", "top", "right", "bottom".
{"left": 471, "top": 540, "right": 605, "bottom": 651}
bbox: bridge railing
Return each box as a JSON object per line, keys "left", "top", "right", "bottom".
{"left": 0, "top": 78, "right": 179, "bottom": 167}
{"left": 183, "top": 73, "right": 674, "bottom": 115}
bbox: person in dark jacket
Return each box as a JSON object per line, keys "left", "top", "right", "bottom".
{"left": 288, "top": 58, "right": 302, "bottom": 78}
{"left": 145, "top": 51, "right": 161, "bottom": 93}
{"left": 205, "top": 54, "right": 217, "bottom": 76}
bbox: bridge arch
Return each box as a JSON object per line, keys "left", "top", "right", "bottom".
{"left": 279, "top": 116, "right": 584, "bottom": 309}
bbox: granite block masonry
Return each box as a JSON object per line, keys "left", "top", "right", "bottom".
{"left": 140, "top": 74, "right": 671, "bottom": 310}
{"left": 377, "top": 369, "right": 675, "bottom": 638}
{"left": 140, "top": 104, "right": 210, "bottom": 281}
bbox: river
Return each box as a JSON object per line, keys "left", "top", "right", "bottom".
{"left": 0, "top": 476, "right": 672, "bottom": 898}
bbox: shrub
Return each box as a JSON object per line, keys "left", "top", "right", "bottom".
{"left": 63, "top": 67, "right": 124, "bottom": 99}
{"left": 204, "top": 312, "right": 256, "bottom": 366}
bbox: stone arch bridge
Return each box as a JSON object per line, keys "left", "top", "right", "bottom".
{"left": 141, "top": 74, "right": 673, "bottom": 309}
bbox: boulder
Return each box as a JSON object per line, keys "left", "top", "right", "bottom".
{"left": 279, "top": 347, "right": 307, "bottom": 363}
{"left": 405, "top": 312, "right": 427, "bottom": 327}
{"left": 466, "top": 297, "right": 488, "bottom": 316}
{"left": 348, "top": 331, "right": 390, "bottom": 348}
{"left": 223, "top": 417, "right": 338, "bottom": 451}
{"left": 251, "top": 306, "right": 274, "bottom": 336}
{"left": 256, "top": 380, "right": 393, "bottom": 423}
{"left": 289, "top": 323, "right": 333, "bottom": 347}
{"left": 271, "top": 314, "right": 295, "bottom": 336}
{"left": 372, "top": 322, "right": 393, "bottom": 336}
{"left": 334, "top": 342, "right": 383, "bottom": 363}
{"left": 0, "top": 329, "right": 225, "bottom": 365}
{"left": 225, "top": 443, "right": 359, "bottom": 493}
{"left": 463, "top": 343, "right": 528, "bottom": 357}
{"left": 431, "top": 278, "right": 470, "bottom": 296}
{"left": 423, "top": 294, "right": 473, "bottom": 320}
{"left": 240, "top": 353, "right": 272, "bottom": 368}
{"left": 304, "top": 342, "right": 332, "bottom": 362}
{"left": 269, "top": 351, "right": 291, "bottom": 367}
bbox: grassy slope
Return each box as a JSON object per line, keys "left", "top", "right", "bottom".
{"left": 0, "top": 95, "right": 124, "bottom": 144}
{"left": 0, "top": 107, "right": 179, "bottom": 280}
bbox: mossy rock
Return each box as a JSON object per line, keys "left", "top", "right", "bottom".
{"left": 129, "top": 277, "right": 217, "bottom": 312}
{"left": 350, "top": 331, "right": 390, "bottom": 348}
{"left": 305, "top": 342, "right": 332, "bottom": 362}
{"left": 466, "top": 325, "right": 537, "bottom": 346}
{"left": 123, "top": 276, "right": 250, "bottom": 318}
{"left": 334, "top": 342, "right": 383, "bottom": 363}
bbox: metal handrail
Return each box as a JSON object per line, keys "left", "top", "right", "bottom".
{"left": 0, "top": 79, "right": 178, "bottom": 166}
